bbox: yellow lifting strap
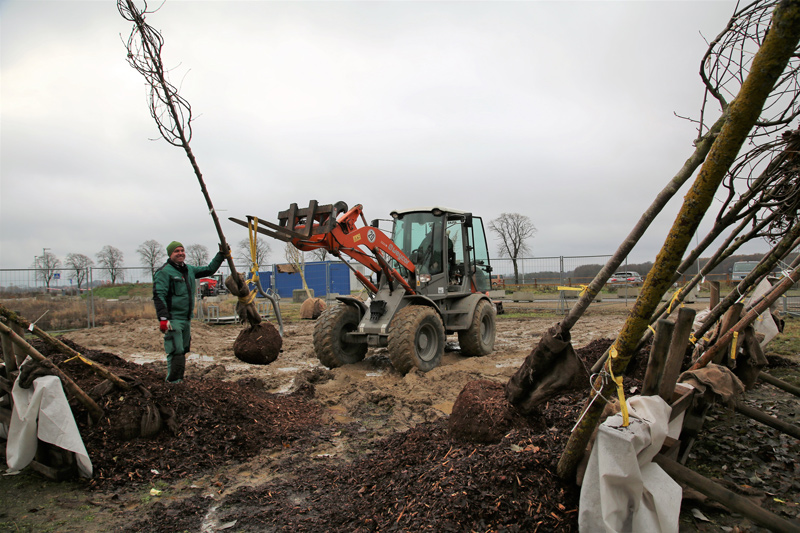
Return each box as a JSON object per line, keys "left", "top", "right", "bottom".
{"left": 607, "top": 344, "right": 630, "bottom": 427}
{"left": 730, "top": 330, "right": 739, "bottom": 362}
{"left": 240, "top": 217, "right": 260, "bottom": 305}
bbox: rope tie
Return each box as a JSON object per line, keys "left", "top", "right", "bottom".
{"left": 666, "top": 288, "right": 684, "bottom": 314}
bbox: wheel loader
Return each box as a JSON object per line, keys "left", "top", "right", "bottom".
{"left": 230, "top": 201, "right": 496, "bottom": 374}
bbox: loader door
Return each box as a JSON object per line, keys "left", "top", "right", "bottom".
{"left": 391, "top": 211, "right": 444, "bottom": 279}
{"left": 468, "top": 217, "right": 491, "bottom": 292}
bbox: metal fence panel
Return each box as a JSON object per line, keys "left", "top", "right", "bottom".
{"left": 3, "top": 257, "right": 798, "bottom": 328}
{"left": 489, "top": 256, "right": 612, "bottom": 287}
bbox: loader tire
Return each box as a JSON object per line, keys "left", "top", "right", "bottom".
{"left": 388, "top": 305, "right": 445, "bottom": 374}
{"left": 313, "top": 304, "right": 367, "bottom": 368}
{"left": 458, "top": 300, "right": 496, "bottom": 357}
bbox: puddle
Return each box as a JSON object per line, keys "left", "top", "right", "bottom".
{"left": 495, "top": 360, "right": 523, "bottom": 368}
{"left": 130, "top": 352, "right": 158, "bottom": 365}
{"left": 187, "top": 354, "right": 215, "bottom": 362}
{"left": 277, "top": 367, "right": 300, "bottom": 372}
{"left": 275, "top": 381, "right": 294, "bottom": 394}
{"left": 365, "top": 371, "right": 384, "bottom": 377}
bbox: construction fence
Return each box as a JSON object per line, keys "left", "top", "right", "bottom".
{"left": 1, "top": 255, "right": 797, "bottom": 331}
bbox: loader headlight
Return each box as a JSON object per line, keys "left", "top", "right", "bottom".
{"left": 419, "top": 274, "right": 431, "bottom": 283}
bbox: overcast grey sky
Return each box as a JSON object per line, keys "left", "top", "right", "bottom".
{"left": 3, "top": 0, "right": 771, "bottom": 273}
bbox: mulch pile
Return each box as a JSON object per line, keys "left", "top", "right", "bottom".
{"left": 29, "top": 338, "right": 322, "bottom": 489}
{"left": 18, "top": 337, "right": 650, "bottom": 532}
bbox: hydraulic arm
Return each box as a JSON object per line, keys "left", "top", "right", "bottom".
{"left": 230, "top": 201, "right": 416, "bottom": 295}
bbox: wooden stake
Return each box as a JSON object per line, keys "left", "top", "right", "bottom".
{"left": 709, "top": 281, "right": 720, "bottom": 310}
{"left": 1, "top": 327, "right": 17, "bottom": 373}
{"left": 653, "top": 454, "right": 800, "bottom": 533}
{"left": 758, "top": 371, "right": 800, "bottom": 397}
{"left": 658, "top": 307, "right": 696, "bottom": 402}
{"left": 0, "top": 321, "right": 103, "bottom": 421}
{"left": 735, "top": 402, "right": 800, "bottom": 439}
{"left": 642, "top": 319, "right": 674, "bottom": 396}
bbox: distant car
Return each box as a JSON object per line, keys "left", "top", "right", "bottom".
{"left": 609, "top": 271, "right": 643, "bottom": 286}
{"left": 730, "top": 261, "right": 760, "bottom": 281}
{"left": 491, "top": 275, "right": 505, "bottom": 289}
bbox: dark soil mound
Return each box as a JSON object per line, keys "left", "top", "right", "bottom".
{"left": 233, "top": 322, "right": 283, "bottom": 364}
{"left": 448, "top": 379, "right": 535, "bottom": 443}
{"left": 30, "top": 338, "right": 320, "bottom": 490}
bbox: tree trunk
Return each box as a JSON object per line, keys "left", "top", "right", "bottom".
{"left": 557, "top": 1, "right": 800, "bottom": 480}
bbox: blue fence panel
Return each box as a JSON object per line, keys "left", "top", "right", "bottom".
{"left": 329, "top": 263, "right": 351, "bottom": 295}
{"left": 256, "top": 262, "right": 351, "bottom": 299}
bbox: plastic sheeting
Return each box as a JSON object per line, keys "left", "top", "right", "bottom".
{"left": 6, "top": 375, "right": 92, "bottom": 478}
{"left": 579, "top": 395, "right": 684, "bottom": 533}
{"left": 747, "top": 278, "right": 781, "bottom": 349}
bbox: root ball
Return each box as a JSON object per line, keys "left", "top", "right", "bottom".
{"left": 448, "top": 380, "right": 526, "bottom": 444}
{"left": 233, "top": 322, "right": 282, "bottom": 365}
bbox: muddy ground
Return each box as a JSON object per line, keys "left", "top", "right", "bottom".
{"left": 1, "top": 303, "right": 798, "bottom": 532}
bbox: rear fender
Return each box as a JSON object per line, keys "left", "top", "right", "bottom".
{"left": 445, "top": 293, "right": 492, "bottom": 330}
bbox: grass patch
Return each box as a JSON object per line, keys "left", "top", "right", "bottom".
{"left": 90, "top": 283, "right": 153, "bottom": 300}
{"left": 767, "top": 315, "right": 800, "bottom": 356}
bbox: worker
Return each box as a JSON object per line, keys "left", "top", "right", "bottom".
{"left": 152, "top": 240, "right": 227, "bottom": 383}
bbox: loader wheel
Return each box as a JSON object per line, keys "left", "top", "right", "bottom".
{"left": 313, "top": 304, "right": 367, "bottom": 368}
{"left": 458, "top": 300, "right": 496, "bottom": 357}
{"left": 388, "top": 306, "right": 445, "bottom": 374}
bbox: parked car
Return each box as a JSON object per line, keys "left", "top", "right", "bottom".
{"left": 730, "top": 261, "right": 759, "bottom": 281}
{"left": 608, "top": 271, "right": 643, "bottom": 286}
{"left": 491, "top": 275, "right": 505, "bottom": 289}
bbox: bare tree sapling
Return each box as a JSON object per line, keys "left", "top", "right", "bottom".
{"left": 137, "top": 239, "right": 165, "bottom": 279}
{"left": 96, "top": 245, "right": 125, "bottom": 284}
{"left": 489, "top": 213, "right": 536, "bottom": 285}
{"left": 65, "top": 253, "right": 94, "bottom": 291}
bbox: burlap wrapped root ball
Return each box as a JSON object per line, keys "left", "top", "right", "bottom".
{"left": 233, "top": 322, "right": 283, "bottom": 365}
{"left": 300, "top": 297, "right": 326, "bottom": 319}
{"left": 224, "top": 273, "right": 262, "bottom": 326}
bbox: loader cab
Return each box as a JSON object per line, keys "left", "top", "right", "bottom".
{"left": 390, "top": 207, "right": 492, "bottom": 295}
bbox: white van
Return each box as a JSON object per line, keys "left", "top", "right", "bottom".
{"left": 731, "top": 261, "right": 759, "bottom": 281}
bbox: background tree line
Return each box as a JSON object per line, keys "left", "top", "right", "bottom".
{"left": 30, "top": 239, "right": 275, "bottom": 291}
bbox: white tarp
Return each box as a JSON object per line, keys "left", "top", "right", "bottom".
{"left": 746, "top": 278, "right": 780, "bottom": 349}
{"left": 578, "top": 395, "right": 684, "bottom": 533}
{"left": 6, "top": 375, "right": 92, "bottom": 477}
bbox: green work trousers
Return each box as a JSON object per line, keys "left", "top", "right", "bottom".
{"left": 164, "top": 319, "right": 191, "bottom": 383}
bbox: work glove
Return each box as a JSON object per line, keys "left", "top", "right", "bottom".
{"left": 219, "top": 243, "right": 231, "bottom": 258}
{"left": 159, "top": 320, "right": 173, "bottom": 333}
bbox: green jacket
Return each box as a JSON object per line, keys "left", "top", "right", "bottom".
{"left": 153, "top": 252, "right": 225, "bottom": 321}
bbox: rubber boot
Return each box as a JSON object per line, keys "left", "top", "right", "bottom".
{"left": 166, "top": 353, "right": 186, "bottom": 383}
